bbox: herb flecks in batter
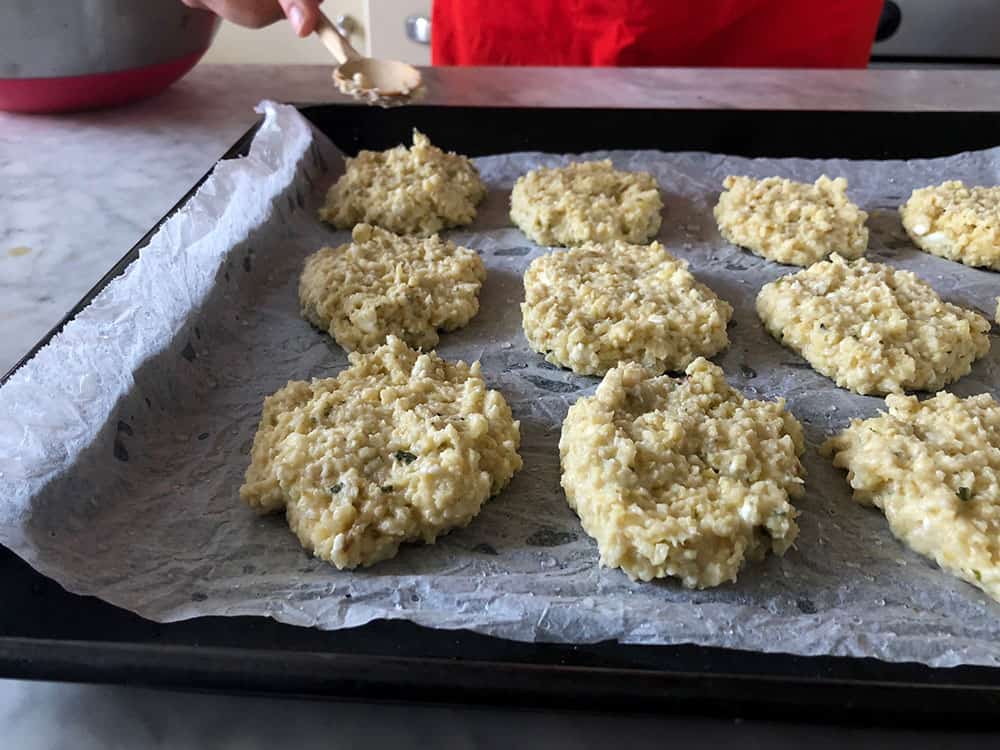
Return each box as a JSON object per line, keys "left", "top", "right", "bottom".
{"left": 757, "top": 254, "right": 990, "bottom": 395}
{"left": 823, "top": 390, "right": 1000, "bottom": 603}
{"left": 522, "top": 240, "right": 732, "bottom": 376}
{"left": 319, "top": 129, "right": 485, "bottom": 235}
{"left": 239, "top": 336, "right": 522, "bottom": 570}
{"left": 560, "top": 357, "right": 805, "bottom": 587}
{"left": 715, "top": 175, "right": 868, "bottom": 266}
{"left": 510, "top": 160, "right": 662, "bottom": 247}
{"left": 901, "top": 181, "right": 1000, "bottom": 270}
{"left": 299, "top": 224, "right": 485, "bottom": 353}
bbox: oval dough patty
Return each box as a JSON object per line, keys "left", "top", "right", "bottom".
{"left": 714, "top": 175, "right": 868, "bottom": 266}
{"left": 756, "top": 254, "right": 990, "bottom": 395}
{"left": 319, "top": 129, "right": 486, "bottom": 235}
{"left": 560, "top": 358, "right": 806, "bottom": 587}
{"left": 299, "top": 223, "right": 485, "bottom": 353}
{"left": 900, "top": 181, "right": 1000, "bottom": 270}
{"left": 239, "top": 336, "right": 522, "bottom": 570}
{"left": 510, "top": 160, "right": 662, "bottom": 246}
{"left": 521, "top": 240, "right": 732, "bottom": 376}
{"left": 822, "top": 391, "right": 1000, "bottom": 603}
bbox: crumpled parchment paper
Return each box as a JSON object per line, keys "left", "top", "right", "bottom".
{"left": 2, "top": 101, "right": 999, "bottom": 668}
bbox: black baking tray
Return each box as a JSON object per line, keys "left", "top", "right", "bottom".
{"left": 3, "top": 104, "right": 1000, "bottom": 725}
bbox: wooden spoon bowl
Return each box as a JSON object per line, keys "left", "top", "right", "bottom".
{"left": 315, "top": 11, "right": 423, "bottom": 106}
{"left": 334, "top": 57, "right": 422, "bottom": 98}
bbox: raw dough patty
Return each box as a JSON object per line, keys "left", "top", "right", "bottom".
{"left": 714, "top": 175, "right": 868, "bottom": 266}
{"left": 756, "top": 254, "right": 990, "bottom": 395}
{"left": 299, "top": 223, "right": 485, "bottom": 353}
{"left": 509, "top": 160, "right": 662, "bottom": 246}
{"left": 239, "top": 336, "right": 522, "bottom": 569}
{"left": 823, "top": 391, "right": 1000, "bottom": 603}
{"left": 560, "top": 358, "right": 806, "bottom": 587}
{"left": 521, "top": 240, "right": 732, "bottom": 376}
{"left": 319, "top": 129, "right": 486, "bottom": 235}
{"left": 900, "top": 181, "right": 1000, "bottom": 270}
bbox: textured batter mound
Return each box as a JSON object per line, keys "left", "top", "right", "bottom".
{"left": 900, "top": 181, "right": 1000, "bottom": 270}
{"left": 823, "top": 391, "right": 1000, "bottom": 603}
{"left": 521, "top": 241, "right": 732, "bottom": 376}
{"left": 239, "top": 336, "right": 522, "bottom": 569}
{"left": 756, "top": 254, "right": 990, "bottom": 395}
{"left": 560, "top": 358, "right": 806, "bottom": 587}
{"left": 509, "top": 160, "right": 662, "bottom": 246}
{"left": 714, "top": 175, "right": 869, "bottom": 266}
{"left": 319, "top": 130, "right": 486, "bottom": 235}
{"left": 299, "top": 223, "right": 485, "bottom": 353}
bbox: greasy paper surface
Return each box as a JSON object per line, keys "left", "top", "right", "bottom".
{"left": 2, "top": 102, "right": 999, "bottom": 668}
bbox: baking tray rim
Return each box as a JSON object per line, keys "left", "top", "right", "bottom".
{"left": 3, "top": 103, "right": 1000, "bottom": 720}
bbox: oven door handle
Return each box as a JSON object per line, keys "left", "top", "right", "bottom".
{"left": 405, "top": 14, "right": 431, "bottom": 45}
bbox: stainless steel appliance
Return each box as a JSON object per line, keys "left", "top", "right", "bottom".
{"left": 874, "top": 0, "right": 1000, "bottom": 66}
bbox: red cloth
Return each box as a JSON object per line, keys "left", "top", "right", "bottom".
{"left": 432, "top": 0, "right": 883, "bottom": 68}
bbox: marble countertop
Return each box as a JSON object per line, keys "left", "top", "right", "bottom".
{"left": 3, "top": 64, "right": 1000, "bottom": 746}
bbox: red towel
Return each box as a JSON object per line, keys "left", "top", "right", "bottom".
{"left": 432, "top": 0, "right": 883, "bottom": 68}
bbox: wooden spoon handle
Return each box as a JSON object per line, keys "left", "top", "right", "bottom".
{"left": 314, "top": 11, "right": 363, "bottom": 64}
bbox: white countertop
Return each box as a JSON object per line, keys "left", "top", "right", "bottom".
{"left": 3, "top": 64, "right": 1000, "bottom": 746}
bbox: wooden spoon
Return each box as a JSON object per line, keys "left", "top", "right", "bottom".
{"left": 314, "top": 12, "right": 423, "bottom": 106}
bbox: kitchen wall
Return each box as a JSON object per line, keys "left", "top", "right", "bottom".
{"left": 202, "top": 20, "right": 361, "bottom": 64}
{"left": 200, "top": 0, "right": 432, "bottom": 65}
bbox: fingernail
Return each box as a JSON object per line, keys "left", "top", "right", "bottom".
{"left": 288, "top": 4, "right": 305, "bottom": 35}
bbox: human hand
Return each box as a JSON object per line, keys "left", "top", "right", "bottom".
{"left": 180, "top": 0, "right": 325, "bottom": 37}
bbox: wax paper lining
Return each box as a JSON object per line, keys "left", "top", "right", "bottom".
{"left": 2, "top": 102, "right": 999, "bottom": 667}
